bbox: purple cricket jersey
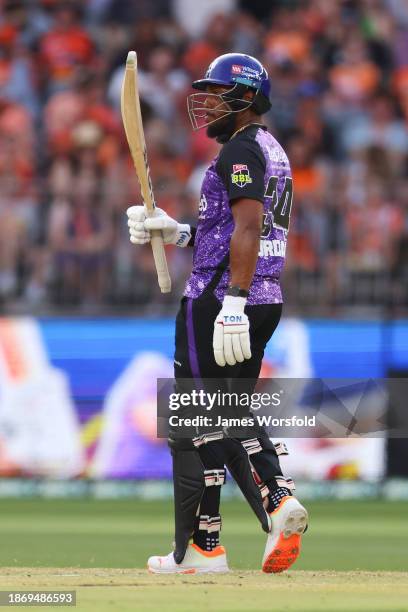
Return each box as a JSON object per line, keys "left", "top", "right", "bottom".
{"left": 184, "top": 124, "right": 293, "bottom": 305}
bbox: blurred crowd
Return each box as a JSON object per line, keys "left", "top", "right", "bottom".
{"left": 0, "top": 0, "right": 407, "bottom": 314}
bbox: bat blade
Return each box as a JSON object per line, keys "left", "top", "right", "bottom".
{"left": 121, "top": 50, "right": 171, "bottom": 293}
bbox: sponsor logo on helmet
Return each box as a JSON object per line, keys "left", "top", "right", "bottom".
{"left": 234, "top": 65, "right": 261, "bottom": 79}
{"left": 231, "top": 164, "right": 253, "bottom": 188}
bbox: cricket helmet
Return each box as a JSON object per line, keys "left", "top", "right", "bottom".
{"left": 187, "top": 53, "right": 271, "bottom": 130}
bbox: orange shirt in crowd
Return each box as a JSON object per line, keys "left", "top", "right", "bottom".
{"left": 39, "top": 27, "right": 94, "bottom": 83}
{"left": 291, "top": 165, "right": 325, "bottom": 200}
{"left": 265, "top": 31, "right": 310, "bottom": 63}
{"left": 329, "top": 62, "right": 380, "bottom": 101}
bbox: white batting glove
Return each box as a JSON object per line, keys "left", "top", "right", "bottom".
{"left": 213, "top": 295, "right": 251, "bottom": 367}
{"left": 127, "top": 205, "right": 191, "bottom": 247}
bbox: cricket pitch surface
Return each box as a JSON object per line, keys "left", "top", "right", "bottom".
{"left": 1, "top": 568, "right": 408, "bottom": 612}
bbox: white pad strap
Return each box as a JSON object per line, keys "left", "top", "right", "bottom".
{"left": 259, "top": 483, "right": 269, "bottom": 499}
{"left": 276, "top": 476, "right": 295, "bottom": 491}
{"left": 198, "top": 514, "right": 222, "bottom": 533}
{"left": 241, "top": 438, "right": 262, "bottom": 455}
{"left": 204, "top": 469, "right": 226, "bottom": 487}
{"left": 241, "top": 439, "right": 289, "bottom": 457}
{"left": 193, "top": 431, "right": 224, "bottom": 447}
{"left": 274, "top": 441, "right": 289, "bottom": 456}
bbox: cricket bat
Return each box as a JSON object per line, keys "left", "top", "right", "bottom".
{"left": 121, "top": 50, "right": 171, "bottom": 293}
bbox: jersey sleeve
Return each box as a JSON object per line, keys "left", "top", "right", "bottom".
{"left": 215, "top": 137, "right": 266, "bottom": 204}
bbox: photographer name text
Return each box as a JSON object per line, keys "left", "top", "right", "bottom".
{"left": 169, "top": 414, "right": 316, "bottom": 428}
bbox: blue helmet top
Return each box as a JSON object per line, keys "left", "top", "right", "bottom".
{"left": 192, "top": 53, "right": 271, "bottom": 103}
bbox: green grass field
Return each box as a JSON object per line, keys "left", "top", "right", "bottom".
{"left": 0, "top": 498, "right": 407, "bottom": 611}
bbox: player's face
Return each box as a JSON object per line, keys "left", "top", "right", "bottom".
{"left": 204, "top": 85, "right": 237, "bottom": 139}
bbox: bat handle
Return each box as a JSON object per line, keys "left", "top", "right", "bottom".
{"left": 150, "top": 230, "right": 172, "bottom": 293}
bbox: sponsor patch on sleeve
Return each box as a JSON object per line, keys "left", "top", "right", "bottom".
{"left": 231, "top": 164, "right": 253, "bottom": 188}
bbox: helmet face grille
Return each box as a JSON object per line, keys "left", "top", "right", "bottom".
{"left": 187, "top": 89, "right": 253, "bottom": 131}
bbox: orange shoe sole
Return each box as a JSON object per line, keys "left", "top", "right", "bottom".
{"left": 262, "top": 532, "right": 301, "bottom": 573}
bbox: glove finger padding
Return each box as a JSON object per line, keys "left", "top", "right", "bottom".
{"left": 129, "top": 228, "right": 149, "bottom": 237}
{"left": 213, "top": 322, "right": 226, "bottom": 367}
{"left": 240, "top": 332, "right": 251, "bottom": 360}
{"left": 232, "top": 333, "right": 244, "bottom": 363}
{"left": 128, "top": 220, "right": 145, "bottom": 230}
{"left": 223, "top": 333, "right": 236, "bottom": 366}
{"left": 130, "top": 232, "right": 150, "bottom": 244}
{"left": 126, "top": 205, "right": 146, "bottom": 221}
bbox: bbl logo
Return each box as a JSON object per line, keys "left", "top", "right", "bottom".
{"left": 231, "top": 164, "right": 253, "bottom": 188}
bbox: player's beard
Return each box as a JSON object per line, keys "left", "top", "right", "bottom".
{"left": 206, "top": 111, "right": 237, "bottom": 143}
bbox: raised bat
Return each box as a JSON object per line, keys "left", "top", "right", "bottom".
{"left": 121, "top": 50, "right": 171, "bottom": 293}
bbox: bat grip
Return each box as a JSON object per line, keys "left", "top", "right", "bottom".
{"left": 150, "top": 230, "right": 171, "bottom": 293}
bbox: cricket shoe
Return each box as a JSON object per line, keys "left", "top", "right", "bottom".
{"left": 262, "top": 496, "right": 308, "bottom": 573}
{"left": 147, "top": 543, "right": 230, "bottom": 574}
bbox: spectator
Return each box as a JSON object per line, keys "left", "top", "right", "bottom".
{"left": 0, "top": 96, "right": 35, "bottom": 299}
{"left": 343, "top": 92, "right": 408, "bottom": 172}
{"left": 0, "top": 0, "right": 405, "bottom": 312}
{"left": 38, "top": 2, "right": 95, "bottom": 96}
{"left": 0, "top": 20, "right": 39, "bottom": 116}
{"left": 47, "top": 151, "right": 112, "bottom": 306}
{"left": 329, "top": 34, "right": 380, "bottom": 105}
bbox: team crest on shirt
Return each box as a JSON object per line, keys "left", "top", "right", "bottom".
{"left": 231, "top": 164, "right": 253, "bottom": 188}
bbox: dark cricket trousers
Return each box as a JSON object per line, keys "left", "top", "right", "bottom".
{"left": 173, "top": 287, "right": 284, "bottom": 546}
{"left": 174, "top": 292, "right": 282, "bottom": 380}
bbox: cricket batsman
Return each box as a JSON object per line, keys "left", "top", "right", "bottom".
{"left": 127, "top": 53, "right": 308, "bottom": 574}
